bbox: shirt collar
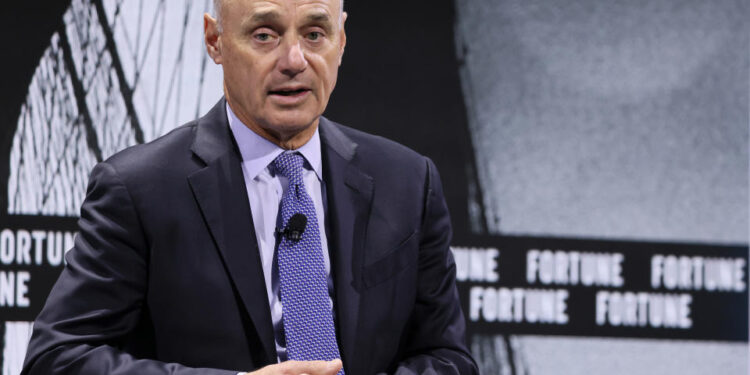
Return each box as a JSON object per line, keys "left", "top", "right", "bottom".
{"left": 226, "top": 103, "right": 323, "bottom": 181}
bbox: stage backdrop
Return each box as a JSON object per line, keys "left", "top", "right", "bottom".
{"left": 1, "top": 1, "right": 747, "bottom": 374}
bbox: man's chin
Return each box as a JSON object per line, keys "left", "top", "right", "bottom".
{"left": 258, "top": 114, "right": 319, "bottom": 143}
{"left": 265, "top": 113, "right": 318, "bottom": 133}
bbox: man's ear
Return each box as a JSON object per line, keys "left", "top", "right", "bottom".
{"left": 338, "top": 12, "right": 347, "bottom": 66}
{"left": 204, "top": 13, "right": 222, "bottom": 64}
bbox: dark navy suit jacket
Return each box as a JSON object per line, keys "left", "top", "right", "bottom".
{"left": 22, "top": 99, "right": 477, "bottom": 375}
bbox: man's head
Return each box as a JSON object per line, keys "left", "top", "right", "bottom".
{"left": 205, "top": 0, "right": 347, "bottom": 149}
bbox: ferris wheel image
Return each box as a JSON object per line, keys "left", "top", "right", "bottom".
{"left": 7, "top": 0, "right": 223, "bottom": 217}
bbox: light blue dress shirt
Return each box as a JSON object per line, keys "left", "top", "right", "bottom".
{"left": 226, "top": 104, "right": 333, "bottom": 367}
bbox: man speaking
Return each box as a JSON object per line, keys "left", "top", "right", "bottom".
{"left": 22, "top": 0, "right": 477, "bottom": 374}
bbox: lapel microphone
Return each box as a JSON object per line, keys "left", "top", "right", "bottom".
{"left": 276, "top": 213, "right": 307, "bottom": 242}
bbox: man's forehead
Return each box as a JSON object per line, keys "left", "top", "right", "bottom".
{"left": 225, "top": 0, "right": 341, "bottom": 16}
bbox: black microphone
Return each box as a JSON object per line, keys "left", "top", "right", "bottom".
{"left": 276, "top": 213, "right": 307, "bottom": 242}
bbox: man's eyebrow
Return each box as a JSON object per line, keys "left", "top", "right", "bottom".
{"left": 249, "top": 10, "right": 282, "bottom": 24}
{"left": 303, "top": 12, "right": 334, "bottom": 27}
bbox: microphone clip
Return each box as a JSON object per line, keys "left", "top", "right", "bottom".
{"left": 276, "top": 213, "right": 308, "bottom": 243}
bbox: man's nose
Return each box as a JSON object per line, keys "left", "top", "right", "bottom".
{"left": 278, "top": 40, "right": 308, "bottom": 77}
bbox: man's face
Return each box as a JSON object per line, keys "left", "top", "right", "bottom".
{"left": 205, "top": 0, "right": 346, "bottom": 141}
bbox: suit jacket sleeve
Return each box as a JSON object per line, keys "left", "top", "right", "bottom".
{"left": 21, "top": 162, "right": 237, "bottom": 375}
{"left": 384, "top": 158, "right": 478, "bottom": 375}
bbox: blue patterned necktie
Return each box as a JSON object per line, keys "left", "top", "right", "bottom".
{"left": 273, "top": 152, "right": 344, "bottom": 374}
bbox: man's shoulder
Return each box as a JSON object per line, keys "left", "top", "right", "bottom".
{"left": 322, "top": 118, "right": 428, "bottom": 172}
{"left": 102, "top": 121, "right": 200, "bottom": 179}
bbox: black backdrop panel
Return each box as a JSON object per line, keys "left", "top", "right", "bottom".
{"left": 454, "top": 236, "right": 748, "bottom": 342}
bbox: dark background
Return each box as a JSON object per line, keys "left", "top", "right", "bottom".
{"left": 323, "top": 1, "right": 482, "bottom": 242}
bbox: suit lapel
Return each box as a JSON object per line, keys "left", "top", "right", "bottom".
{"left": 187, "top": 99, "right": 277, "bottom": 365}
{"left": 320, "top": 118, "right": 373, "bottom": 373}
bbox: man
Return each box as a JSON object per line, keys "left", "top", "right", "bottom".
{"left": 22, "top": 0, "right": 477, "bottom": 374}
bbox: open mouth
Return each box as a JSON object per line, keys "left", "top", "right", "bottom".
{"left": 269, "top": 88, "right": 309, "bottom": 96}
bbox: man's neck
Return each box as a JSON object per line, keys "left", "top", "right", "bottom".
{"left": 269, "top": 124, "right": 318, "bottom": 150}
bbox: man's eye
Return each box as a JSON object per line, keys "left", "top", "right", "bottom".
{"left": 307, "top": 32, "right": 322, "bottom": 41}
{"left": 255, "top": 33, "right": 271, "bottom": 42}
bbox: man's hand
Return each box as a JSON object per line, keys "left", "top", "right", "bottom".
{"left": 243, "top": 359, "right": 343, "bottom": 375}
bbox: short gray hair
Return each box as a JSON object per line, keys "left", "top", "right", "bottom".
{"left": 213, "top": 0, "right": 344, "bottom": 33}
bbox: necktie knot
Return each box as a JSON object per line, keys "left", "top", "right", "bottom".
{"left": 273, "top": 152, "right": 305, "bottom": 180}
